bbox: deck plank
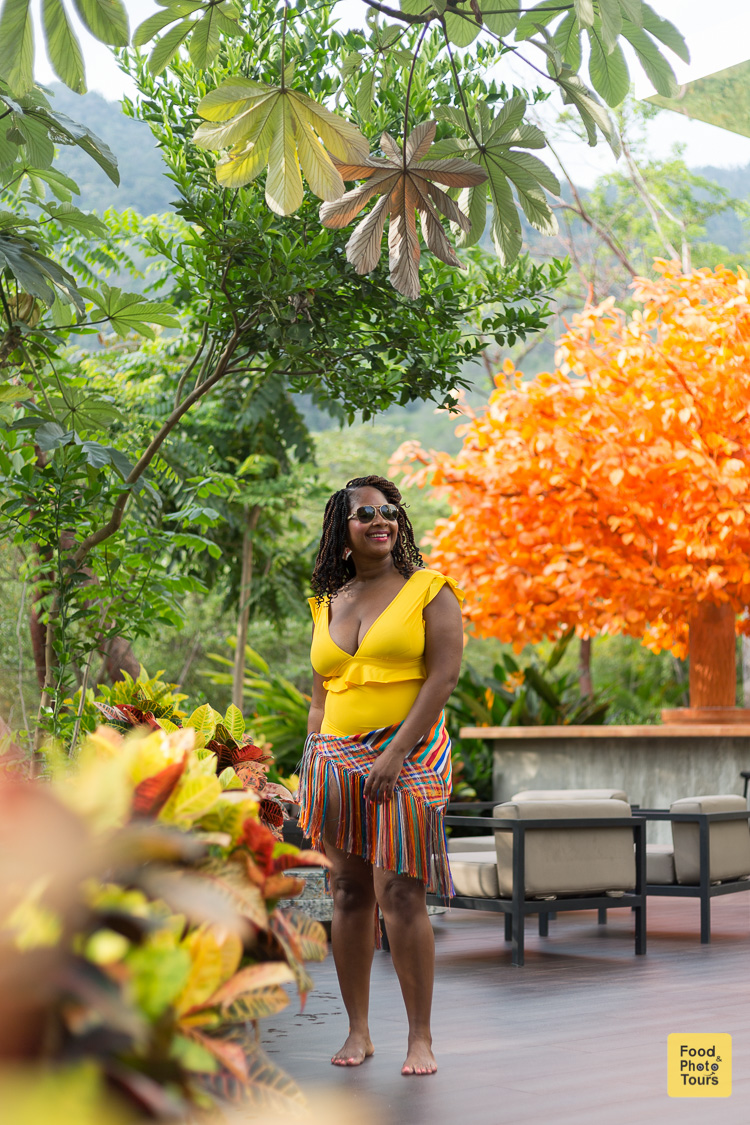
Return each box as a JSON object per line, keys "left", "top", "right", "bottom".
{"left": 263, "top": 896, "right": 750, "bottom": 1124}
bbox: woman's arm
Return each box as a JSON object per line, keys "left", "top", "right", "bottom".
{"left": 308, "top": 667, "right": 328, "bottom": 736}
{"left": 363, "top": 584, "right": 463, "bottom": 802}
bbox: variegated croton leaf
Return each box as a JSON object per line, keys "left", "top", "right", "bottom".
{"left": 319, "top": 120, "right": 487, "bottom": 300}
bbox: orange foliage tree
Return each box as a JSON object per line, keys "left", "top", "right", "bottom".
{"left": 396, "top": 261, "right": 750, "bottom": 709}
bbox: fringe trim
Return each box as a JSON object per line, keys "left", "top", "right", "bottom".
{"left": 297, "top": 732, "right": 454, "bottom": 900}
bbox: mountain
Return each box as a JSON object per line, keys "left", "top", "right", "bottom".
{"left": 46, "top": 83, "right": 175, "bottom": 215}
{"left": 693, "top": 164, "right": 748, "bottom": 256}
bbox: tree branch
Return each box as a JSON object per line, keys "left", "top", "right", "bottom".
{"left": 545, "top": 138, "right": 638, "bottom": 281}
{"left": 71, "top": 317, "right": 257, "bottom": 571}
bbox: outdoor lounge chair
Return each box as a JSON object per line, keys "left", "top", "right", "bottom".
{"left": 639, "top": 795, "right": 750, "bottom": 942}
{"left": 446, "top": 789, "right": 629, "bottom": 856}
{"left": 429, "top": 798, "right": 647, "bottom": 966}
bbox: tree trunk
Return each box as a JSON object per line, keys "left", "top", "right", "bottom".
{"left": 29, "top": 603, "right": 47, "bottom": 690}
{"left": 100, "top": 636, "right": 140, "bottom": 684}
{"left": 232, "top": 505, "right": 261, "bottom": 710}
{"left": 579, "top": 636, "right": 593, "bottom": 697}
{"left": 688, "top": 601, "right": 736, "bottom": 707}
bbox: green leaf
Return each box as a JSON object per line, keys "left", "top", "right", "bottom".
{"left": 557, "top": 72, "right": 621, "bottom": 155}
{"left": 598, "top": 0, "right": 623, "bottom": 52}
{"left": 218, "top": 766, "right": 243, "bottom": 790}
{"left": 42, "top": 0, "right": 86, "bottom": 93}
{"left": 133, "top": 6, "right": 184, "bottom": 47}
{"left": 455, "top": 181, "right": 488, "bottom": 248}
{"left": 159, "top": 773, "right": 222, "bottom": 826}
{"left": 184, "top": 703, "right": 219, "bottom": 738}
{"left": 23, "top": 165, "right": 79, "bottom": 201}
{"left": 107, "top": 446, "right": 135, "bottom": 480}
{"left": 588, "top": 30, "right": 630, "bottom": 106}
{"left": 444, "top": 3, "right": 482, "bottom": 48}
{"left": 0, "top": 0, "right": 33, "bottom": 95}
{"left": 35, "top": 421, "right": 75, "bottom": 450}
{"left": 355, "top": 70, "right": 376, "bottom": 125}
{"left": 0, "top": 385, "right": 33, "bottom": 402}
{"left": 620, "top": 20, "right": 678, "bottom": 97}
{"left": 484, "top": 0, "right": 519, "bottom": 37}
{"left": 522, "top": 665, "right": 562, "bottom": 708}
{"left": 617, "top": 0, "right": 642, "bottom": 24}
{"left": 148, "top": 17, "right": 194, "bottom": 76}
{"left": 340, "top": 49, "right": 363, "bottom": 83}
{"left": 188, "top": 6, "right": 222, "bottom": 70}
{"left": 80, "top": 285, "right": 180, "bottom": 339}
{"left": 13, "top": 113, "right": 54, "bottom": 169}
{"left": 42, "top": 201, "right": 109, "bottom": 236}
{"left": 224, "top": 703, "right": 245, "bottom": 742}
{"left": 44, "top": 109, "right": 120, "bottom": 184}
{"left": 573, "top": 0, "right": 594, "bottom": 29}
{"left": 553, "top": 12, "right": 581, "bottom": 70}
{"left": 0, "top": 234, "right": 84, "bottom": 309}
{"left": 432, "top": 97, "right": 558, "bottom": 264}
{"left": 71, "top": 0, "right": 129, "bottom": 46}
{"left": 514, "top": 0, "right": 563, "bottom": 42}
{"left": 170, "top": 1033, "right": 218, "bottom": 1073}
{"left": 640, "top": 1, "right": 689, "bottom": 64}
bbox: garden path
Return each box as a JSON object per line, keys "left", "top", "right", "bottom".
{"left": 264, "top": 897, "right": 750, "bottom": 1124}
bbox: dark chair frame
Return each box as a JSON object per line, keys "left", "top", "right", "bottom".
{"left": 426, "top": 812, "right": 647, "bottom": 967}
{"left": 636, "top": 807, "right": 750, "bottom": 943}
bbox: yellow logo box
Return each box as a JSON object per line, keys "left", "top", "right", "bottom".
{"left": 668, "top": 1034, "right": 732, "bottom": 1097}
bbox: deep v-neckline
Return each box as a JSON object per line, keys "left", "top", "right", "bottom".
{"left": 326, "top": 574, "right": 414, "bottom": 658}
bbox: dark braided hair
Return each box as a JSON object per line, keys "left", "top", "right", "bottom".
{"left": 310, "top": 475, "right": 424, "bottom": 600}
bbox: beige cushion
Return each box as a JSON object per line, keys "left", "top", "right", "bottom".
{"left": 449, "top": 853, "right": 500, "bottom": 898}
{"left": 512, "top": 788, "right": 628, "bottom": 803}
{"left": 448, "top": 835, "right": 495, "bottom": 853}
{"left": 670, "top": 795, "right": 750, "bottom": 885}
{"left": 493, "top": 799, "right": 636, "bottom": 898}
{"left": 646, "top": 843, "right": 675, "bottom": 885}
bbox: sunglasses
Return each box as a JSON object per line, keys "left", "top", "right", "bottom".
{"left": 347, "top": 504, "right": 400, "bottom": 523}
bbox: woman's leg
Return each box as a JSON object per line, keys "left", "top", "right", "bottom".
{"left": 373, "top": 868, "right": 437, "bottom": 1076}
{"left": 323, "top": 783, "right": 377, "bottom": 1066}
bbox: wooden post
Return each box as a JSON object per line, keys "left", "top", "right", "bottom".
{"left": 688, "top": 601, "right": 736, "bottom": 708}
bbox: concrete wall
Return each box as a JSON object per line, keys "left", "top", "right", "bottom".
{"left": 488, "top": 731, "right": 750, "bottom": 844}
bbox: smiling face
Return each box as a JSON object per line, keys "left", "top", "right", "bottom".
{"left": 345, "top": 486, "right": 400, "bottom": 563}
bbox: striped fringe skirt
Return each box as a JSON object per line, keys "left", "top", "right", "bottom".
{"left": 297, "top": 712, "right": 454, "bottom": 899}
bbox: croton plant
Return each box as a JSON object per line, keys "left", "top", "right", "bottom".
{"left": 93, "top": 671, "right": 293, "bottom": 838}
{"left": 0, "top": 721, "right": 329, "bottom": 1119}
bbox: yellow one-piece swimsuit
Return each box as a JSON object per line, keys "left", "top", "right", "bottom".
{"left": 308, "top": 568, "right": 464, "bottom": 738}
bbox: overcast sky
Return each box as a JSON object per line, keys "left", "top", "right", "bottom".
{"left": 31, "top": 0, "right": 750, "bottom": 185}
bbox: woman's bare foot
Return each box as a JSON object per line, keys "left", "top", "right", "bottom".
{"left": 331, "top": 1030, "right": 375, "bottom": 1066}
{"left": 401, "top": 1035, "right": 437, "bottom": 1076}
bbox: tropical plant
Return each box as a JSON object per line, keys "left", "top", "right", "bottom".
{"left": 0, "top": 0, "right": 691, "bottom": 745}
{"left": 82, "top": 670, "right": 295, "bottom": 836}
{"left": 397, "top": 261, "right": 750, "bottom": 707}
{"left": 1, "top": 0, "right": 690, "bottom": 299}
{"left": 0, "top": 721, "right": 329, "bottom": 1117}
{"left": 206, "top": 644, "right": 310, "bottom": 778}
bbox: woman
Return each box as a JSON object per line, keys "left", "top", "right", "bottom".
{"left": 297, "top": 475, "right": 464, "bottom": 1077}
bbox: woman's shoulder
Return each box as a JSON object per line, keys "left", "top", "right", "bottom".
{"left": 307, "top": 593, "right": 330, "bottom": 622}
{"left": 408, "top": 567, "right": 464, "bottom": 605}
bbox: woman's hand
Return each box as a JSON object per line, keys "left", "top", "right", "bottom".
{"left": 363, "top": 746, "right": 407, "bottom": 803}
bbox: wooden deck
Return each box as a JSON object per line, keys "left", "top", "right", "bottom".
{"left": 264, "top": 896, "right": 750, "bottom": 1124}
